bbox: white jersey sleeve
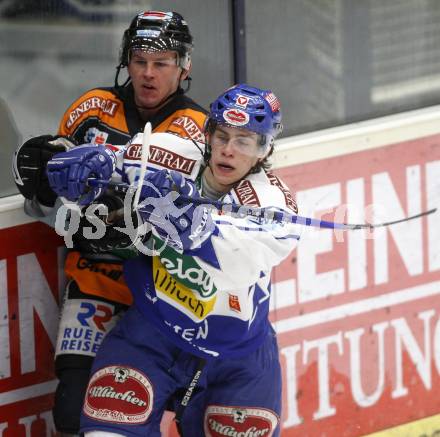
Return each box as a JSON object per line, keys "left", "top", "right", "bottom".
{"left": 193, "top": 170, "right": 301, "bottom": 290}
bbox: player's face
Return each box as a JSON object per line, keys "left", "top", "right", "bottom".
{"left": 205, "top": 125, "right": 262, "bottom": 193}
{"left": 128, "top": 50, "right": 189, "bottom": 110}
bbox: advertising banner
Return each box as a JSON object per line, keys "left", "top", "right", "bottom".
{"left": 272, "top": 133, "right": 440, "bottom": 435}
{"left": 0, "top": 221, "right": 63, "bottom": 436}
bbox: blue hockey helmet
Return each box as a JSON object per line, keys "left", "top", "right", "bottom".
{"left": 207, "top": 84, "right": 283, "bottom": 155}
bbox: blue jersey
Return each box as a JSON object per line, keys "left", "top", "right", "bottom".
{"left": 116, "top": 132, "right": 301, "bottom": 359}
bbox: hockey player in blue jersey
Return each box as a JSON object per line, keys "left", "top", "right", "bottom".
{"left": 46, "top": 84, "right": 300, "bottom": 436}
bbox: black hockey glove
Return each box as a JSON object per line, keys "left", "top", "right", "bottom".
{"left": 12, "top": 135, "right": 77, "bottom": 207}
{"left": 72, "top": 193, "right": 146, "bottom": 255}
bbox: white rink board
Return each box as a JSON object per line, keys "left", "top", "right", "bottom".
{"left": 272, "top": 104, "right": 440, "bottom": 167}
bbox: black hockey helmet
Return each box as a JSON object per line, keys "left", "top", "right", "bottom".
{"left": 119, "top": 11, "right": 193, "bottom": 70}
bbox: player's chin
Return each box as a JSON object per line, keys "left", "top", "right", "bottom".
{"left": 213, "top": 169, "right": 240, "bottom": 189}
{"left": 137, "top": 87, "right": 159, "bottom": 101}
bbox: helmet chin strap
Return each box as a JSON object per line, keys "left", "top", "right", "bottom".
{"left": 182, "top": 76, "right": 192, "bottom": 93}
{"left": 114, "top": 63, "right": 130, "bottom": 88}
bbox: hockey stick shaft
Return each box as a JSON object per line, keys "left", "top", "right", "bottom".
{"left": 175, "top": 195, "right": 436, "bottom": 229}
{"left": 132, "top": 122, "right": 151, "bottom": 209}
{"left": 88, "top": 179, "right": 437, "bottom": 230}
{"left": 176, "top": 195, "right": 350, "bottom": 229}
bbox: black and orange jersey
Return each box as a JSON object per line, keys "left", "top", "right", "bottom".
{"left": 58, "top": 84, "right": 208, "bottom": 305}
{"left": 58, "top": 84, "right": 207, "bottom": 145}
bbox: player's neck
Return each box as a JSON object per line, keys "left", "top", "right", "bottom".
{"left": 202, "top": 168, "right": 230, "bottom": 199}
{"left": 137, "top": 106, "right": 160, "bottom": 121}
{"left": 135, "top": 88, "right": 180, "bottom": 121}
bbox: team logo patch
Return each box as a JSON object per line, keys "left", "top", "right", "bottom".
{"left": 85, "top": 127, "right": 108, "bottom": 145}
{"left": 83, "top": 365, "right": 153, "bottom": 424}
{"left": 228, "top": 294, "right": 241, "bottom": 313}
{"left": 204, "top": 405, "right": 279, "bottom": 436}
{"left": 223, "top": 108, "right": 249, "bottom": 126}
{"left": 235, "top": 94, "right": 250, "bottom": 108}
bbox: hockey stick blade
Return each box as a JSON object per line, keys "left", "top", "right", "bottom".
{"left": 344, "top": 208, "right": 437, "bottom": 230}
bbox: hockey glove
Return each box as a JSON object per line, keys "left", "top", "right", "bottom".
{"left": 72, "top": 193, "right": 142, "bottom": 255}
{"left": 46, "top": 144, "right": 115, "bottom": 205}
{"left": 12, "top": 135, "right": 76, "bottom": 207}
{"left": 137, "top": 169, "right": 214, "bottom": 251}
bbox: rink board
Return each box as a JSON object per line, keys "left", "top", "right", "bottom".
{"left": 1, "top": 106, "right": 440, "bottom": 435}
{"left": 0, "top": 213, "right": 62, "bottom": 434}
